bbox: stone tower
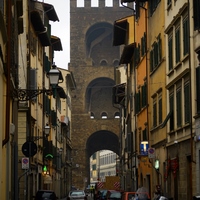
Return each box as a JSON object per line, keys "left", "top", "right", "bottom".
{"left": 69, "top": 0, "right": 132, "bottom": 189}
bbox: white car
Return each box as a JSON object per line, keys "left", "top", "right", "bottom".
{"left": 68, "top": 190, "right": 87, "bottom": 200}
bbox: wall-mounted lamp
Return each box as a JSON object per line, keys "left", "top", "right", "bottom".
{"left": 44, "top": 123, "right": 51, "bottom": 137}
{"left": 13, "top": 65, "right": 61, "bottom": 101}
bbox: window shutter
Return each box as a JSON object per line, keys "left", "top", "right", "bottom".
{"left": 142, "top": 84, "right": 147, "bottom": 107}
{"left": 176, "top": 89, "right": 182, "bottom": 127}
{"left": 150, "top": 50, "right": 153, "bottom": 72}
{"left": 184, "top": 83, "right": 190, "bottom": 123}
{"left": 169, "top": 94, "right": 174, "bottom": 131}
{"left": 168, "top": 37, "right": 173, "bottom": 71}
{"left": 153, "top": 102, "right": 157, "bottom": 127}
{"left": 193, "top": 0, "right": 200, "bottom": 31}
{"left": 175, "top": 28, "right": 180, "bottom": 64}
{"left": 51, "top": 110, "right": 57, "bottom": 126}
{"left": 183, "top": 17, "right": 189, "bottom": 56}
{"left": 154, "top": 42, "right": 158, "bottom": 67}
{"left": 29, "top": 69, "right": 36, "bottom": 90}
{"left": 158, "top": 35, "right": 162, "bottom": 63}
{"left": 158, "top": 98, "right": 162, "bottom": 124}
{"left": 196, "top": 66, "right": 200, "bottom": 114}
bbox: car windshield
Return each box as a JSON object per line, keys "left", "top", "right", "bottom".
{"left": 37, "top": 191, "right": 55, "bottom": 198}
{"left": 110, "top": 192, "right": 121, "bottom": 198}
{"left": 70, "top": 191, "right": 85, "bottom": 196}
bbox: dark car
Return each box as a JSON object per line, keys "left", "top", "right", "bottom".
{"left": 106, "top": 190, "right": 122, "bottom": 200}
{"left": 34, "top": 190, "right": 57, "bottom": 200}
{"left": 99, "top": 190, "right": 108, "bottom": 200}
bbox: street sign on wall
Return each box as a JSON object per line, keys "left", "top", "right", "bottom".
{"left": 22, "top": 157, "right": 29, "bottom": 169}
{"left": 148, "top": 148, "right": 155, "bottom": 158}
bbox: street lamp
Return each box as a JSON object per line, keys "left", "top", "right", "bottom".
{"left": 13, "top": 65, "right": 61, "bottom": 101}
{"left": 44, "top": 123, "right": 51, "bottom": 137}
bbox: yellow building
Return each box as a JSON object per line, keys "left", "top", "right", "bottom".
{"left": 147, "top": 0, "right": 167, "bottom": 198}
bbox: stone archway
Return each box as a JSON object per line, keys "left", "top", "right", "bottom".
{"left": 86, "top": 130, "right": 119, "bottom": 157}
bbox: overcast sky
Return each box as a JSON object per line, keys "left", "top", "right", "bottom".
{"left": 44, "top": 0, "right": 121, "bottom": 69}
{"left": 45, "top": 0, "right": 70, "bottom": 69}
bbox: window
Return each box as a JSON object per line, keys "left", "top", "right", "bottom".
{"left": 169, "top": 93, "right": 174, "bottom": 131}
{"left": 142, "top": 128, "right": 148, "bottom": 141}
{"left": 175, "top": 27, "right": 181, "bottom": 64}
{"left": 114, "top": 112, "right": 120, "bottom": 118}
{"left": 100, "top": 60, "right": 108, "bottom": 66}
{"left": 176, "top": 88, "right": 182, "bottom": 127}
{"left": 193, "top": 0, "right": 200, "bottom": 30}
{"left": 134, "top": 44, "right": 140, "bottom": 68}
{"left": 196, "top": 66, "right": 200, "bottom": 114}
{"left": 90, "top": 112, "right": 95, "bottom": 119}
{"left": 92, "top": 164, "right": 96, "bottom": 170}
{"left": 183, "top": 16, "right": 189, "bottom": 56}
{"left": 92, "top": 153, "right": 96, "bottom": 159}
{"left": 184, "top": 83, "right": 190, "bottom": 123}
{"left": 135, "top": 91, "right": 141, "bottom": 114}
{"left": 101, "top": 112, "right": 107, "bottom": 119}
{"left": 141, "top": 32, "right": 146, "bottom": 57}
{"left": 168, "top": 35, "right": 173, "bottom": 71}
{"left": 149, "top": 0, "right": 161, "bottom": 16}
{"left": 141, "top": 83, "right": 147, "bottom": 107}
{"left": 158, "top": 97, "right": 162, "bottom": 125}
{"left": 153, "top": 100, "right": 157, "bottom": 128}
{"left": 150, "top": 34, "right": 162, "bottom": 72}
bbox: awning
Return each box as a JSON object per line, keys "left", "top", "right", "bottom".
{"left": 119, "top": 43, "right": 135, "bottom": 64}
{"left": 44, "top": 175, "right": 52, "bottom": 184}
{"left": 43, "top": 3, "right": 59, "bottom": 22}
{"left": 51, "top": 35, "right": 63, "bottom": 51}
{"left": 67, "top": 73, "right": 76, "bottom": 90}
{"left": 56, "top": 86, "right": 67, "bottom": 99}
{"left": 38, "top": 31, "right": 51, "bottom": 46}
{"left": 30, "top": 11, "right": 45, "bottom": 32}
{"left": 113, "top": 19, "right": 128, "bottom": 46}
{"left": 160, "top": 110, "right": 173, "bottom": 129}
{"left": 112, "top": 83, "right": 126, "bottom": 105}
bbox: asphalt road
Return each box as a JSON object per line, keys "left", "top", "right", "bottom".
{"left": 59, "top": 194, "right": 94, "bottom": 200}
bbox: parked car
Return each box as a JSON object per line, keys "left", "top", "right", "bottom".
{"left": 99, "top": 190, "right": 108, "bottom": 200}
{"left": 121, "top": 191, "right": 150, "bottom": 200}
{"left": 33, "top": 190, "right": 58, "bottom": 200}
{"left": 68, "top": 190, "right": 87, "bottom": 200}
{"left": 105, "top": 190, "right": 122, "bottom": 200}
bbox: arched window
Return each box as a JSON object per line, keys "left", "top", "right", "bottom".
{"left": 101, "top": 112, "right": 108, "bottom": 119}
{"left": 100, "top": 60, "right": 108, "bottom": 66}
{"left": 113, "top": 59, "right": 119, "bottom": 67}
{"left": 90, "top": 112, "right": 95, "bottom": 119}
{"left": 114, "top": 112, "right": 120, "bottom": 118}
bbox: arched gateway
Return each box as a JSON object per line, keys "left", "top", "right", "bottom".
{"left": 69, "top": 0, "right": 132, "bottom": 189}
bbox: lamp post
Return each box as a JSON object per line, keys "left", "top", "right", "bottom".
{"left": 14, "top": 65, "right": 61, "bottom": 101}
{"left": 15, "top": 65, "right": 61, "bottom": 200}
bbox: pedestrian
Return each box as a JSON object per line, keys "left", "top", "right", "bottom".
{"left": 90, "top": 185, "right": 94, "bottom": 197}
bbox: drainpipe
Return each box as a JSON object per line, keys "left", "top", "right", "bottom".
{"left": 3, "top": 0, "right": 12, "bottom": 146}
{"left": 187, "top": 0, "right": 193, "bottom": 199}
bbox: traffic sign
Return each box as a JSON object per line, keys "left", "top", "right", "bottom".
{"left": 22, "top": 141, "right": 37, "bottom": 157}
{"left": 148, "top": 148, "right": 155, "bottom": 158}
{"left": 22, "top": 157, "right": 29, "bottom": 169}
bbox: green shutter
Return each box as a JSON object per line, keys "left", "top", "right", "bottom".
{"left": 150, "top": 50, "right": 153, "bottom": 72}
{"left": 183, "top": 17, "right": 189, "bottom": 56}
{"left": 168, "top": 37, "right": 173, "bottom": 70}
{"left": 175, "top": 28, "right": 180, "bottom": 64}
{"left": 153, "top": 102, "right": 157, "bottom": 127}
{"left": 176, "top": 89, "right": 182, "bottom": 127}
{"left": 158, "top": 35, "right": 162, "bottom": 63}
{"left": 184, "top": 83, "right": 190, "bottom": 123}
{"left": 158, "top": 98, "right": 162, "bottom": 124}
